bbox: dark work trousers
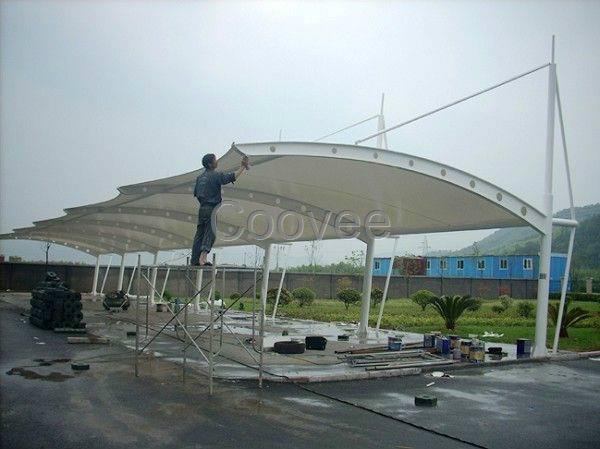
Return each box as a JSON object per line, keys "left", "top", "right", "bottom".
{"left": 191, "top": 203, "right": 217, "bottom": 264}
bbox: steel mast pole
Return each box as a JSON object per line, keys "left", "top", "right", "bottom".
{"left": 533, "top": 36, "right": 557, "bottom": 358}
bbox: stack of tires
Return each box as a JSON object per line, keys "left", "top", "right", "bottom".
{"left": 29, "top": 272, "right": 85, "bottom": 330}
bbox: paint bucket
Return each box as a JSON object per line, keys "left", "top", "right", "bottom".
{"left": 516, "top": 338, "right": 531, "bottom": 356}
{"left": 469, "top": 340, "right": 485, "bottom": 363}
{"left": 449, "top": 335, "right": 460, "bottom": 349}
{"left": 460, "top": 339, "right": 472, "bottom": 360}
{"left": 423, "top": 333, "right": 436, "bottom": 348}
{"left": 435, "top": 337, "right": 450, "bottom": 355}
{"left": 453, "top": 348, "right": 462, "bottom": 360}
{"left": 388, "top": 336, "right": 403, "bottom": 351}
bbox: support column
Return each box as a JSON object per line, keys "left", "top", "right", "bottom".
{"left": 376, "top": 237, "right": 398, "bottom": 331}
{"left": 194, "top": 268, "right": 203, "bottom": 311}
{"left": 149, "top": 253, "right": 158, "bottom": 306}
{"left": 99, "top": 255, "right": 112, "bottom": 295}
{"left": 552, "top": 228, "right": 575, "bottom": 353}
{"left": 533, "top": 40, "right": 557, "bottom": 358}
{"left": 117, "top": 254, "right": 126, "bottom": 291}
{"left": 91, "top": 255, "right": 101, "bottom": 297}
{"left": 358, "top": 237, "right": 375, "bottom": 341}
{"left": 258, "top": 243, "right": 272, "bottom": 388}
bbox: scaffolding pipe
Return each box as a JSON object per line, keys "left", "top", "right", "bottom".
{"left": 376, "top": 237, "right": 399, "bottom": 331}
{"left": 259, "top": 244, "right": 272, "bottom": 387}
{"left": 134, "top": 254, "right": 141, "bottom": 377}
{"left": 208, "top": 254, "right": 217, "bottom": 395}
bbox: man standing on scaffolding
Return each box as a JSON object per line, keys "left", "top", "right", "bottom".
{"left": 191, "top": 153, "right": 249, "bottom": 266}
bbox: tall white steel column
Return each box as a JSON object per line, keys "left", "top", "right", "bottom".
{"left": 91, "top": 255, "right": 101, "bottom": 296}
{"left": 150, "top": 253, "right": 158, "bottom": 306}
{"left": 258, "top": 243, "right": 272, "bottom": 388}
{"left": 260, "top": 244, "right": 272, "bottom": 322}
{"left": 117, "top": 254, "right": 126, "bottom": 291}
{"left": 533, "top": 38, "right": 557, "bottom": 357}
{"left": 376, "top": 236, "right": 399, "bottom": 331}
{"left": 194, "top": 268, "right": 203, "bottom": 311}
{"left": 358, "top": 237, "right": 375, "bottom": 341}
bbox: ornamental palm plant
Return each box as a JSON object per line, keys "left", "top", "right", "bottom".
{"left": 548, "top": 299, "right": 592, "bottom": 338}
{"left": 429, "top": 295, "right": 478, "bottom": 330}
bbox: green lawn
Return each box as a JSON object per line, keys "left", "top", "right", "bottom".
{"left": 237, "top": 297, "right": 600, "bottom": 352}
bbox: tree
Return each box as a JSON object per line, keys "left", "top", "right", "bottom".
{"left": 429, "top": 295, "right": 479, "bottom": 330}
{"left": 548, "top": 299, "right": 592, "bottom": 338}
{"left": 337, "top": 288, "right": 361, "bottom": 310}
{"left": 410, "top": 289, "right": 436, "bottom": 311}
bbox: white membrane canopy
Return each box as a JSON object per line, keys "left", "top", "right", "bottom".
{"left": 0, "top": 142, "right": 545, "bottom": 256}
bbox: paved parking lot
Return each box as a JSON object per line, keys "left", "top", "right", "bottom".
{"left": 2, "top": 300, "right": 599, "bottom": 449}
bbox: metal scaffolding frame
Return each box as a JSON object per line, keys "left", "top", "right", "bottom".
{"left": 131, "top": 252, "right": 267, "bottom": 394}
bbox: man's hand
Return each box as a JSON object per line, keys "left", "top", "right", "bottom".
{"left": 241, "top": 155, "right": 250, "bottom": 170}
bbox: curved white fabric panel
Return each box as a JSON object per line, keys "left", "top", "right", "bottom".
{"left": 0, "top": 142, "right": 545, "bottom": 256}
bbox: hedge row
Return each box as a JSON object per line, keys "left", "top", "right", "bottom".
{"left": 548, "top": 292, "right": 600, "bottom": 302}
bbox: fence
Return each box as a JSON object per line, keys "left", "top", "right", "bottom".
{"left": 0, "top": 262, "right": 541, "bottom": 299}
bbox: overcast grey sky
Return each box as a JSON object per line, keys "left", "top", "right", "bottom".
{"left": 1, "top": 0, "right": 599, "bottom": 266}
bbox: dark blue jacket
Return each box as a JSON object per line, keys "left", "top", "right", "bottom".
{"left": 193, "top": 169, "right": 236, "bottom": 205}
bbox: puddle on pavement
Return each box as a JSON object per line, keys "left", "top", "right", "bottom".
{"left": 33, "top": 358, "right": 71, "bottom": 367}
{"left": 6, "top": 367, "right": 74, "bottom": 382}
{"left": 283, "top": 396, "right": 332, "bottom": 408}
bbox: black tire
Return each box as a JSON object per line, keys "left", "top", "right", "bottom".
{"left": 71, "top": 362, "right": 90, "bottom": 371}
{"left": 273, "top": 340, "right": 306, "bottom": 355}
{"left": 415, "top": 395, "right": 437, "bottom": 406}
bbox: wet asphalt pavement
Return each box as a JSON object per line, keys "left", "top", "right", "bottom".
{"left": 1, "top": 300, "right": 599, "bottom": 449}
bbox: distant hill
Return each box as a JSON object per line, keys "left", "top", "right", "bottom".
{"left": 431, "top": 203, "right": 600, "bottom": 269}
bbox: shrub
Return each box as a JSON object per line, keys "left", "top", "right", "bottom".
{"left": 410, "top": 290, "right": 436, "bottom": 311}
{"left": 549, "top": 292, "right": 600, "bottom": 302}
{"left": 238, "top": 302, "right": 245, "bottom": 311}
{"left": 491, "top": 304, "right": 505, "bottom": 314}
{"left": 214, "top": 290, "right": 222, "bottom": 301}
{"left": 429, "top": 295, "right": 479, "bottom": 330}
{"left": 162, "top": 290, "right": 173, "bottom": 302}
{"left": 499, "top": 295, "right": 513, "bottom": 311}
{"left": 548, "top": 299, "right": 592, "bottom": 337}
{"left": 267, "top": 287, "right": 292, "bottom": 306}
{"left": 292, "top": 287, "right": 316, "bottom": 307}
{"left": 230, "top": 292, "right": 241, "bottom": 301}
{"left": 516, "top": 301, "right": 535, "bottom": 318}
{"left": 466, "top": 298, "right": 482, "bottom": 312}
{"left": 337, "top": 288, "right": 361, "bottom": 310}
{"left": 371, "top": 288, "right": 384, "bottom": 306}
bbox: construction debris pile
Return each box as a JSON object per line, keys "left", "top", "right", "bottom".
{"left": 29, "top": 272, "right": 85, "bottom": 331}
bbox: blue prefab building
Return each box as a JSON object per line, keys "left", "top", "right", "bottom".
{"left": 372, "top": 254, "right": 569, "bottom": 293}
